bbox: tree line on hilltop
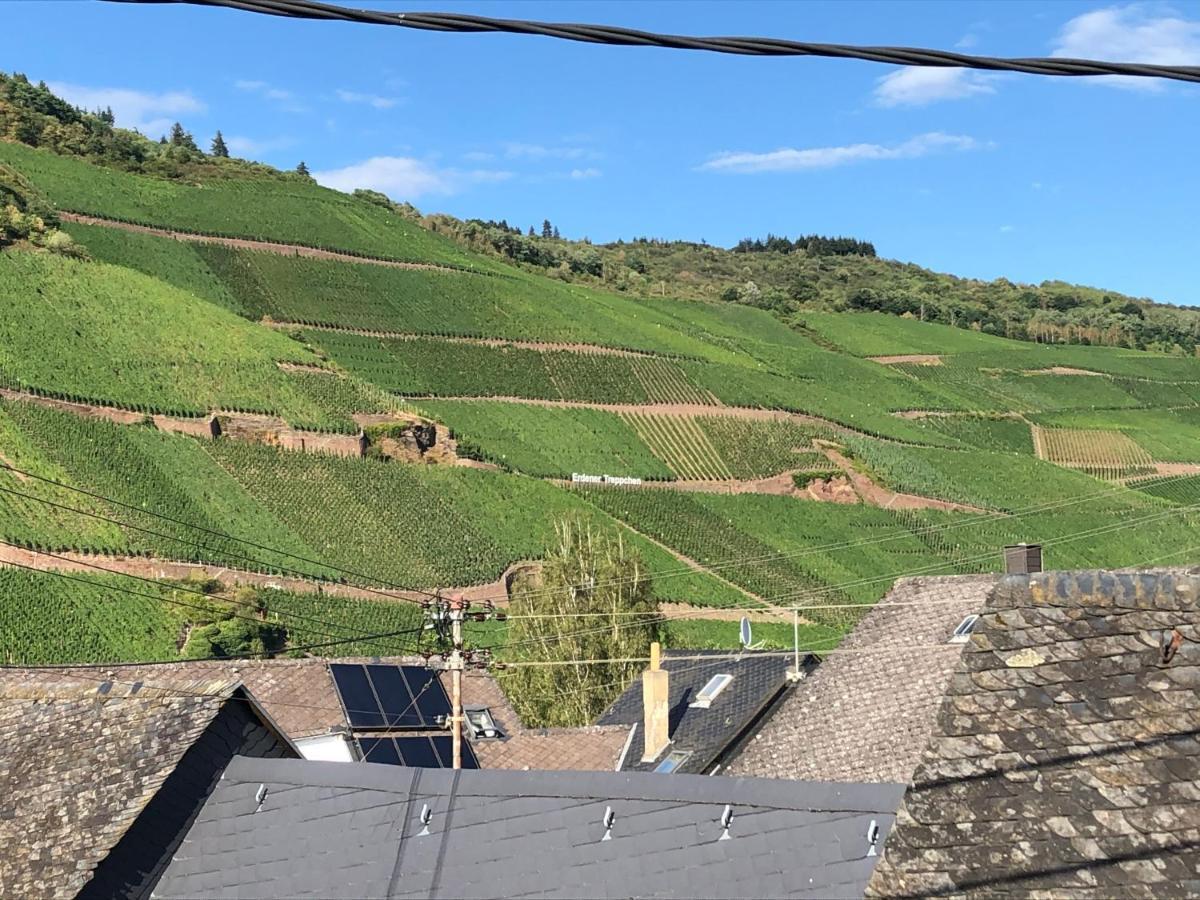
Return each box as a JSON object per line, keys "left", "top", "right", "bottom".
{"left": 0, "top": 72, "right": 311, "bottom": 183}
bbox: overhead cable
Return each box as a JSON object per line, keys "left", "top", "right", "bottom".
{"left": 132, "top": 0, "right": 1200, "bottom": 84}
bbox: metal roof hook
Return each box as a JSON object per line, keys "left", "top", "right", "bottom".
{"left": 254, "top": 784, "right": 268, "bottom": 813}
{"left": 419, "top": 803, "right": 432, "bottom": 837}
{"left": 867, "top": 819, "right": 880, "bottom": 857}
{"left": 718, "top": 804, "right": 733, "bottom": 841}
{"left": 601, "top": 805, "right": 615, "bottom": 841}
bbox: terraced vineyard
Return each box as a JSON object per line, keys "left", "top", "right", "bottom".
{"left": 5, "top": 92, "right": 1200, "bottom": 668}
{"left": 1032, "top": 426, "right": 1156, "bottom": 480}
{"left": 621, "top": 413, "right": 733, "bottom": 480}
{"left": 303, "top": 330, "right": 713, "bottom": 405}
{"left": 0, "top": 140, "right": 480, "bottom": 266}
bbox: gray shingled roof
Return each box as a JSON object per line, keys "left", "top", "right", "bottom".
{"left": 868, "top": 571, "right": 1200, "bottom": 898}
{"left": 41, "top": 658, "right": 631, "bottom": 772}
{"left": 597, "top": 650, "right": 797, "bottom": 774}
{"left": 155, "top": 756, "right": 906, "bottom": 899}
{"left": 0, "top": 671, "right": 276, "bottom": 899}
{"left": 726, "top": 575, "right": 997, "bottom": 784}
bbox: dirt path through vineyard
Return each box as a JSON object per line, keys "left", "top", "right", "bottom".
{"left": 59, "top": 212, "right": 459, "bottom": 273}
{"left": 0, "top": 544, "right": 772, "bottom": 623}
{"left": 271, "top": 323, "right": 670, "bottom": 359}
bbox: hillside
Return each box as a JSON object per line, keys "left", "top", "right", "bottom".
{"left": 2, "top": 74, "right": 1200, "bottom": 675}
{"left": 424, "top": 216, "right": 1200, "bottom": 355}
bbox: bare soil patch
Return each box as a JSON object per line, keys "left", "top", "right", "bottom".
{"left": 868, "top": 354, "right": 943, "bottom": 366}
{"left": 1026, "top": 366, "right": 1103, "bottom": 377}
{"left": 1141, "top": 462, "right": 1200, "bottom": 477}
{"left": 275, "top": 323, "right": 663, "bottom": 359}
{"left": 803, "top": 474, "right": 860, "bottom": 504}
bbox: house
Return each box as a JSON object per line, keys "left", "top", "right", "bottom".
{"left": 597, "top": 647, "right": 804, "bottom": 775}
{"left": 867, "top": 570, "right": 1200, "bottom": 897}
{"left": 152, "top": 756, "right": 905, "bottom": 900}
{"left": 36, "top": 656, "right": 633, "bottom": 771}
{"left": 0, "top": 669, "right": 296, "bottom": 900}
{"left": 725, "top": 575, "right": 997, "bottom": 784}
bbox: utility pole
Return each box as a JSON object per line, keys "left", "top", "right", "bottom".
{"left": 448, "top": 593, "right": 466, "bottom": 770}
{"left": 423, "top": 592, "right": 504, "bottom": 770}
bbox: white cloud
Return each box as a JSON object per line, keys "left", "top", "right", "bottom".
{"left": 569, "top": 167, "right": 602, "bottom": 180}
{"left": 47, "top": 82, "right": 204, "bottom": 136}
{"left": 1052, "top": 4, "right": 1200, "bottom": 89}
{"left": 503, "top": 142, "right": 596, "bottom": 161}
{"left": 999, "top": 224, "right": 1017, "bottom": 233}
{"left": 874, "top": 67, "right": 998, "bottom": 106}
{"left": 462, "top": 150, "right": 496, "bottom": 162}
{"left": 225, "top": 135, "right": 296, "bottom": 157}
{"left": 699, "top": 132, "right": 988, "bottom": 174}
{"left": 235, "top": 79, "right": 306, "bottom": 112}
{"left": 335, "top": 89, "right": 402, "bottom": 110}
{"left": 313, "top": 156, "right": 512, "bottom": 200}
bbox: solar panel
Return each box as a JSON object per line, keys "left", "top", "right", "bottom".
{"left": 330, "top": 664, "right": 454, "bottom": 731}
{"left": 358, "top": 737, "right": 401, "bottom": 765}
{"left": 395, "top": 736, "right": 442, "bottom": 768}
{"left": 401, "top": 666, "right": 453, "bottom": 725}
{"left": 370, "top": 665, "right": 421, "bottom": 728}
{"left": 330, "top": 663, "right": 386, "bottom": 729}
{"left": 357, "top": 735, "right": 481, "bottom": 769}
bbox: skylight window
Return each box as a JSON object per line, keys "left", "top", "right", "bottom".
{"left": 689, "top": 673, "right": 733, "bottom": 709}
{"left": 465, "top": 707, "right": 504, "bottom": 740}
{"left": 949, "top": 615, "right": 980, "bottom": 644}
{"left": 653, "top": 750, "right": 691, "bottom": 774}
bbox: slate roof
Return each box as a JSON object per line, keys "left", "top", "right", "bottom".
{"left": 43, "top": 657, "right": 631, "bottom": 771}
{"left": 597, "top": 649, "right": 796, "bottom": 774}
{"left": 867, "top": 571, "right": 1200, "bottom": 898}
{"left": 155, "top": 755, "right": 906, "bottom": 900}
{"left": 726, "top": 575, "right": 998, "bottom": 784}
{"left": 0, "top": 669, "right": 285, "bottom": 899}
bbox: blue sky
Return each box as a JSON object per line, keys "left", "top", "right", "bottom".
{"left": 7, "top": 1, "right": 1200, "bottom": 303}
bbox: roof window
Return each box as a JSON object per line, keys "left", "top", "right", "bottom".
{"left": 653, "top": 750, "right": 691, "bottom": 774}
{"left": 949, "top": 615, "right": 980, "bottom": 644}
{"left": 465, "top": 707, "right": 504, "bottom": 740}
{"left": 689, "top": 673, "right": 733, "bottom": 709}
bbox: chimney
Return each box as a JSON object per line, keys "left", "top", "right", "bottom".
{"left": 1004, "top": 543, "right": 1043, "bottom": 575}
{"left": 640, "top": 642, "right": 670, "bottom": 762}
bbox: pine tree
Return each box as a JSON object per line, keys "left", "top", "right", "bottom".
{"left": 553, "top": 226, "right": 560, "bottom": 240}
{"left": 296, "top": 161, "right": 310, "bottom": 177}
{"left": 528, "top": 226, "right": 535, "bottom": 237}
{"left": 210, "top": 130, "right": 229, "bottom": 158}
{"left": 168, "top": 122, "right": 198, "bottom": 152}
{"left": 541, "top": 219, "right": 552, "bottom": 239}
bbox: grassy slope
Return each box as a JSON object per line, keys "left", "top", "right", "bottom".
{"left": 0, "top": 139, "right": 482, "bottom": 266}
{"left": 6, "top": 137, "right": 1200, "bottom": 664}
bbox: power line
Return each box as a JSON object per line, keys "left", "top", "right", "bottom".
{"left": 0, "top": 461, "right": 438, "bottom": 603}
{"left": 465, "top": 469, "right": 1200, "bottom": 607}
{"left": 484, "top": 503, "right": 1200, "bottom": 656}
{"left": 0, "top": 476, "right": 427, "bottom": 606}
{"left": 0, "top": 544, "right": 424, "bottom": 659}
{"left": 138, "top": 0, "right": 1200, "bottom": 84}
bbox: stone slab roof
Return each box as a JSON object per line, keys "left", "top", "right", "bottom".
{"left": 0, "top": 670, "right": 243, "bottom": 899}
{"left": 598, "top": 650, "right": 796, "bottom": 774}
{"left": 726, "top": 575, "right": 997, "bottom": 784}
{"left": 155, "top": 756, "right": 906, "bottom": 900}
{"left": 867, "top": 571, "right": 1200, "bottom": 898}
{"left": 42, "top": 657, "right": 631, "bottom": 772}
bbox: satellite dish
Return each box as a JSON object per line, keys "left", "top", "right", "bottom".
{"left": 739, "top": 616, "right": 763, "bottom": 651}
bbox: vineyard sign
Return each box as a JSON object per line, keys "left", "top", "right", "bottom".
{"left": 572, "top": 473, "right": 643, "bottom": 486}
